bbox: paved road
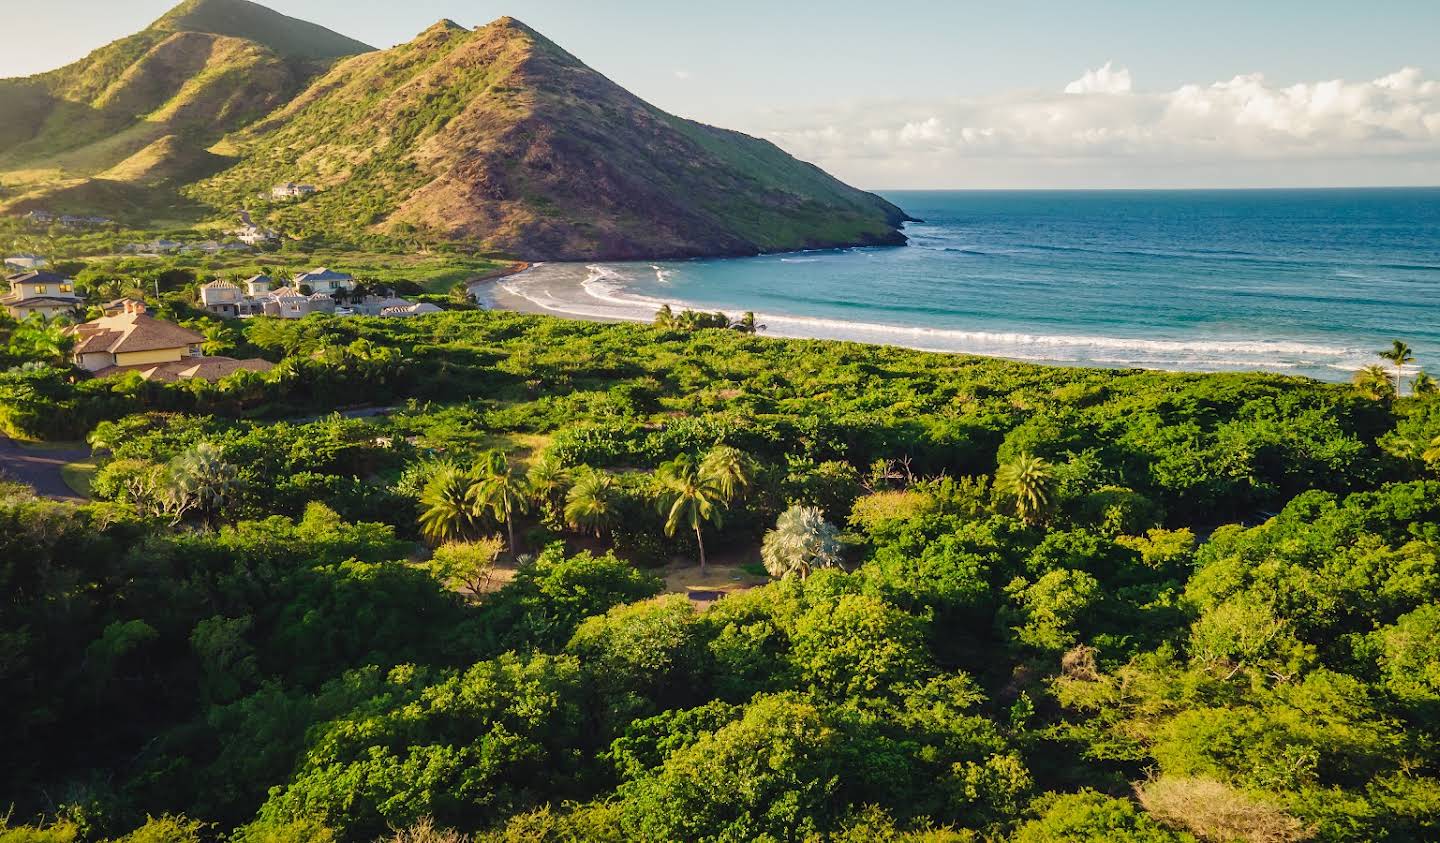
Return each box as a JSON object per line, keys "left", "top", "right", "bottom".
{"left": 0, "top": 436, "right": 91, "bottom": 502}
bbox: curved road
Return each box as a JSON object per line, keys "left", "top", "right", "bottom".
{"left": 0, "top": 436, "right": 89, "bottom": 502}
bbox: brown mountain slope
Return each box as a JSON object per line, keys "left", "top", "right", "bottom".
{"left": 194, "top": 17, "right": 911, "bottom": 260}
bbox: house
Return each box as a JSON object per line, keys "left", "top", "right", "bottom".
{"left": 68, "top": 301, "right": 272, "bottom": 382}
{"left": 271, "top": 183, "right": 317, "bottom": 201}
{"left": 101, "top": 297, "right": 144, "bottom": 315}
{"left": 353, "top": 295, "right": 411, "bottom": 316}
{"left": 307, "top": 291, "right": 337, "bottom": 315}
{"left": 71, "top": 301, "right": 204, "bottom": 371}
{"left": 380, "top": 302, "right": 444, "bottom": 318}
{"left": 292, "top": 267, "right": 353, "bottom": 295}
{"left": 244, "top": 274, "right": 273, "bottom": 297}
{"left": 23, "top": 210, "right": 55, "bottom": 224}
{"left": 198, "top": 280, "right": 244, "bottom": 318}
{"left": 232, "top": 225, "right": 275, "bottom": 246}
{"left": 266, "top": 287, "right": 315, "bottom": 319}
{"left": 4, "top": 254, "right": 47, "bottom": 271}
{"left": 2, "top": 271, "right": 83, "bottom": 319}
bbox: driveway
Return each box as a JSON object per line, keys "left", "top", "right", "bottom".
{"left": 0, "top": 436, "right": 91, "bottom": 502}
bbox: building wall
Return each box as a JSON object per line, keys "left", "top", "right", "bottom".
{"left": 78, "top": 351, "right": 115, "bottom": 371}
{"left": 9, "top": 303, "right": 73, "bottom": 320}
{"left": 115, "top": 347, "right": 188, "bottom": 367}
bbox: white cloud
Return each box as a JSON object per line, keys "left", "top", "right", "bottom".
{"left": 756, "top": 65, "right": 1440, "bottom": 187}
{"left": 1065, "top": 61, "right": 1133, "bottom": 95}
{"left": 673, "top": 70, "right": 692, "bottom": 80}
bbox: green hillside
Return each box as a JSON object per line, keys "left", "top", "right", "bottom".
{"left": 191, "top": 17, "right": 911, "bottom": 259}
{"left": 0, "top": 0, "right": 373, "bottom": 220}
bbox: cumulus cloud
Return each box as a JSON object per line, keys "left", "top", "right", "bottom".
{"left": 756, "top": 65, "right": 1440, "bottom": 187}
{"left": 1065, "top": 61, "right": 1132, "bottom": 94}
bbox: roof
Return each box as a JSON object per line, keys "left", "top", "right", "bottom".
{"left": 201, "top": 279, "right": 240, "bottom": 290}
{"left": 294, "top": 267, "right": 353, "bottom": 283}
{"left": 1, "top": 296, "right": 80, "bottom": 309}
{"left": 71, "top": 311, "right": 205, "bottom": 356}
{"left": 91, "top": 356, "right": 274, "bottom": 383}
{"left": 270, "top": 286, "right": 304, "bottom": 299}
{"left": 8, "top": 270, "right": 70, "bottom": 286}
{"left": 244, "top": 274, "right": 273, "bottom": 284}
{"left": 308, "top": 292, "right": 335, "bottom": 300}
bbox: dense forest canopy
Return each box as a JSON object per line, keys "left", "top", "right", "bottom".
{"left": 3, "top": 305, "right": 1440, "bottom": 842}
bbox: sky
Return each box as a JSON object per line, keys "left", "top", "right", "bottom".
{"left": 2, "top": 0, "right": 1439, "bottom": 189}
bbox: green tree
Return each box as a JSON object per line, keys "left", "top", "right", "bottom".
{"left": 469, "top": 451, "right": 531, "bottom": 555}
{"left": 564, "top": 469, "right": 623, "bottom": 537}
{"left": 1378, "top": 340, "right": 1415, "bottom": 395}
{"left": 1412, "top": 370, "right": 1438, "bottom": 396}
{"left": 418, "top": 462, "right": 479, "bottom": 544}
{"left": 996, "top": 454, "right": 1056, "bottom": 526}
{"left": 654, "top": 454, "right": 727, "bottom": 571}
{"left": 431, "top": 537, "right": 505, "bottom": 598}
{"left": 760, "top": 505, "right": 842, "bottom": 580}
{"left": 700, "top": 445, "right": 756, "bottom": 502}
{"left": 1353, "top": 365, "right": 1397, "bottom": 400}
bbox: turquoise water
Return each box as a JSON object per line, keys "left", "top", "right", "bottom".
{"left": 497, "top": 188, "right": 1440, "bottom": 380}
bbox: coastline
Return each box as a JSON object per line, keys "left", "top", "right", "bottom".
{"left": 467, "top": 260, "right": 1383, "bottom": 382}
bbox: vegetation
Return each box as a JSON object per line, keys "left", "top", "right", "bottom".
{"left": 1, "top": 304, "right": 1438, "bottom": 841}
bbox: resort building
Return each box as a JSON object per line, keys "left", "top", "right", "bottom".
{"left": 379, "top": 302, "right": 444, "bottom": 317}
{"left": 69, "top": 300, "right": 272, "bottom": 382}
{"left": 2, "top": 271, "right": 83, "bottom": 320}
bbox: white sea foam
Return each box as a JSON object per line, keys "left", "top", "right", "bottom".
{"left": 497, "top": 262, "right": 1366, "bottom": 377}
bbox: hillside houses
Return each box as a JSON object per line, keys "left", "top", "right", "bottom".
{"left": 4, "top": 254, "right": 48, "bottom": 271}
{"left": 198, "top": 269, "right": 438, "bottom": 320}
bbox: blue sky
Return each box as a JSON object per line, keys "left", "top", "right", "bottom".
{"left": 3, "top": 0, "right": 1439, "bottom": 188}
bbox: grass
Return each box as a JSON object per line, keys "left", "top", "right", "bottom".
{"left": 61, "top": 460, "right": 98, "bottom": 498}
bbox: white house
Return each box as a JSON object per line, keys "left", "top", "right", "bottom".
{"left": 271, "top": 183, "right": 317, "bottom": 201}
{"left": 244, "top": 274, "right": 273, "bottom": 297}
{"left": 2, "top": 271, "right": 82, "bottom": 320}
{"left": 292, "top": 267, "right": 354, "bottom": 295}
{"left": 198, "top": 280, "right": 244, "bottom": 318}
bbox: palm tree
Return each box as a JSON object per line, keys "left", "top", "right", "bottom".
{"left": 760, "top": 505, "right": 842, "bottom": 580}
{"left": 165, "top": 443, "right": 241, "bottom": 526}
{"left": 468, "top": 452, "right": 531, "bottom": 554}
{"left": 1378, "top": 340, "right": 1415, "bottom": 396}
{"left": 527, "top": 453, "right": 572, "bottom": 514}
{"left": 995, "top": 453, "right": 1055, "bottom": 526}
{"left": 564, "top": 469, "right": 623, "bottom": 537}
{"left": 1352, "top": 365, "right": 1397, "bottom": 400}
{"left": 1412, "top": 370, "right": 1438, "bottom": 396}
{"left": 654, "top": 304, "right": 675, "bottom": 328}
{"left": 700, "top": 445, "right": 755, "bottom": 502}
{"left": 419, "top": 462, "right": 479, "bottom": 544}
{"left": 655, "top": 453, "right": 727, "bottom": 571}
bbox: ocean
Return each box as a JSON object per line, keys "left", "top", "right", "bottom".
{"left": 491, "top": 188, "right": 1440, "bottom": 381}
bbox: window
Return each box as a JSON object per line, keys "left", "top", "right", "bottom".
{"left": 33, "top": 285, "right": 46, "bottom": 294}
{"left": 60, "top": 284, "right": 72, "bottom": 293}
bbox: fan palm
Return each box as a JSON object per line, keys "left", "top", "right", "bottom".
{"left": 1412, "top": 370, "right": 1437, "bottom": 396}
{"left": 1352, "top": 365, "right": 1397, "bottom": 400}
{"left": 468, "top": 452, "right": 531, "bottom": 554}
{"left": 995, "top": 453, "right": 1055, "bottom": 526}
{"left": 700, "top": 445, "right": 755, "bottom": 502}
{"left": 1378, "top": 340, "right": 1415, "bottom": 395}
{"left": 564, "top": 469, "right": 623, "bottom": 537}
{"left": 655, "top": 453, "right": 727, "bottom": 571}
{"left": 761, "top": 505, "right": 842, "bottom": 580}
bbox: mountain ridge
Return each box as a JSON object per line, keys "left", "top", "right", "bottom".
{"left": 3, "top": 4, "right": 910, "bottom": 261}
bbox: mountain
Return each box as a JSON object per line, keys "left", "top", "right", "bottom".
{"left": 0, "top": 0, "right": 372, "bottom": 216}
{"left": 194, "top": 17, "right": 910, "bottom": 259}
